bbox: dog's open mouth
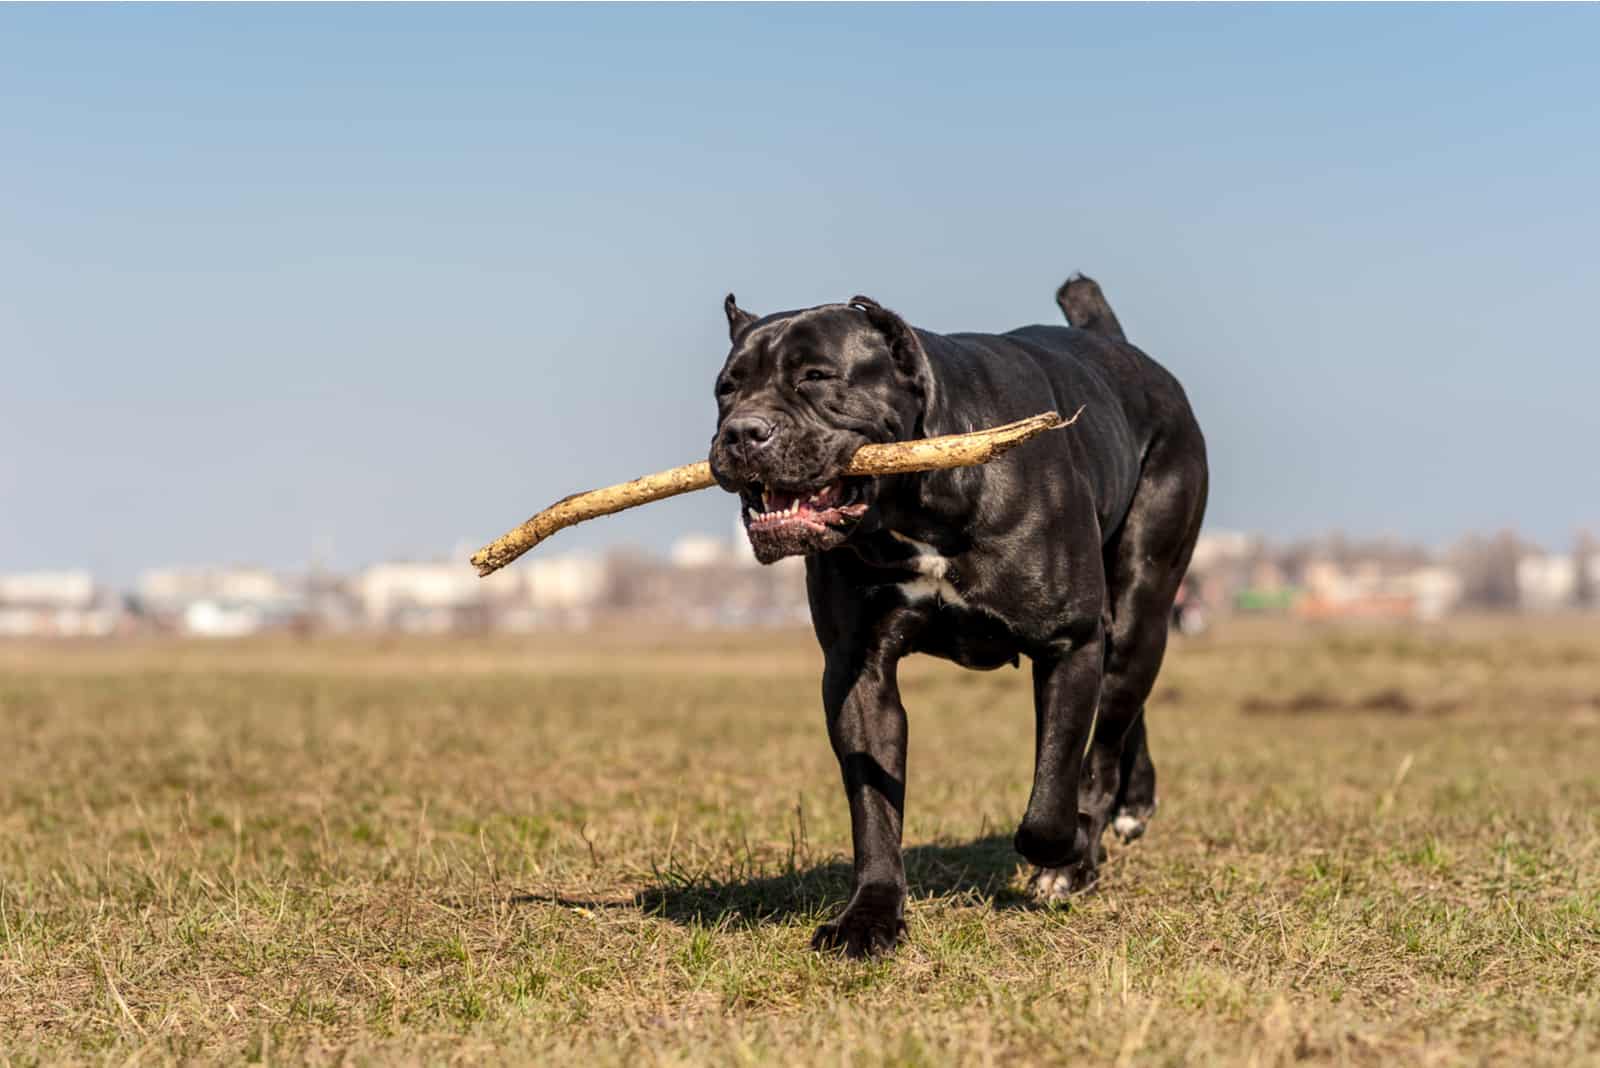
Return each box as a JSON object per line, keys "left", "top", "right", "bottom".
{"left": 740, "top": 479, "right": 870, "bottom": 562}
{"left": 743, "top": 479, "right": 869, "bottom": 531}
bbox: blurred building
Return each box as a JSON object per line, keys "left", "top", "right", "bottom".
{"left": 134, "top": 566, "right": 307, "bottom": 636}
{"left": 517, "top": 553, "right": 607, "bottom": 629}
{"left": 358, "top": 561, "right": 493, "bottom": 632}
{"left": 1189, "top": 530, "right": 1259, "bottom": 574}
{"left": 669, "top": 534, "right": 730, "bottom": 569}
{"left": 1293, "top": 556, "right": 1463, "bottom": 622}
{"left": 0, "top": 570, "right": 122, "bottom": 637}
{"left": 1516, "top": 554, "right": 1577, "bottom": 611}
{"left": 1395, "top": 566, "right": 1465, "bottom": 621}
{"left": 138, "top": 566, "right": 286, "bottom": 606}
{"left": 591, "top": 527, "right": 806, "bottom": 628}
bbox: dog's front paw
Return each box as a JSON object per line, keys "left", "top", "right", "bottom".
{"left": 811, "top": 910, "right": 905, "bottom": 958}
{"left": 1028, "top": 860, "right": 1099, "bottom": 905}
{"left": 810, "top": 883, "right": 906, "bottom": 959}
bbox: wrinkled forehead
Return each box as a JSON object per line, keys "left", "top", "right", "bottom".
{"left": 723, "top": 305, "right": 881, "bottom": 375}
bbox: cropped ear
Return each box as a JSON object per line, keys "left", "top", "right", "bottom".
{"left": 849, "top": 295, "right": 927, "bottom": 381}
{"left": 849, "top": 295, "right": 933, "bottom": 431}
{"left": 724, "top": 293, "right": 757, "bottom": 340}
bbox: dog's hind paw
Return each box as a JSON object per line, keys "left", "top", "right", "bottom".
{"left": 1111, "top": 800, "right": 1157, "bottom": 844}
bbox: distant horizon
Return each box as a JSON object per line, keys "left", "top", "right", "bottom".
{"left": 5, "top": 6, "right": 1597, "bottom": 583}
{"left": 9, "top": 518, "right": 1595, "bottom": 595}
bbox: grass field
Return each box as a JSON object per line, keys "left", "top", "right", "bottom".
{"left": 2, "top": 620, "right": 1597, "bottom": 1065}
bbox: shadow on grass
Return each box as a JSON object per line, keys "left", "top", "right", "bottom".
{"left": 512, "top": 834, "right": 1034, "bottom": 928}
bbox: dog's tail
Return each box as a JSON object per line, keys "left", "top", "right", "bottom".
{"left": 1055, "top": 273, "right": 1126, "bottom": 341}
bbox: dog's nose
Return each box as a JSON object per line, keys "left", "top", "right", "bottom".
{"left": 721, "top": 415, "right": 776, "bottom": 460}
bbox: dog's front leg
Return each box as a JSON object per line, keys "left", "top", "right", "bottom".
{"left": 811, "top": 614, "right": 921, "bottom": 958}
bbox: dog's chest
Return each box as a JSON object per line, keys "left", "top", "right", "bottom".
{"left": 853, "top": 531, "right": 1024, "bottom": 669}
{"left": 888, "top": 532, "right": 966, "bottom": 606}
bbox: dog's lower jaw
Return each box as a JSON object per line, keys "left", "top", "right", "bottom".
{"left": 810, "top": 880, "right": 907, "bottom": 958}
{"left": 745, "top": 524, "right": 843, "bottom": 565}
{"left": 743, "top": 516, "right": 862, "bottom": 564}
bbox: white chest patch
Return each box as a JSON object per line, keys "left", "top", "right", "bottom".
{"left": 889, "top": 531, "right": 966, "bottom": 606}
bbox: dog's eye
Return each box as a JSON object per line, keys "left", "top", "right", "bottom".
{"left": 801, "top": 370, "right": 834, "bottom": 383}
{"left": 716, "top": 380, "right": 737, "bottom": 397}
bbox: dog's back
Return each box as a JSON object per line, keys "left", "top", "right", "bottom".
{"left": 1016, "top": 276, "right": 1202, "bottom": 467}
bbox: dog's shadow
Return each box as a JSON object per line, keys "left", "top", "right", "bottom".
{"left": 513, "top": 834, "right": 1035, "bottom": 928}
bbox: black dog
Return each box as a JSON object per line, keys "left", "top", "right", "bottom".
{"left": 709, "top": 276, "right": 1207, "bottom": 957}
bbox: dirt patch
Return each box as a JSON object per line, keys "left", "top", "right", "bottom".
{"left": 1357, "top": 687, "right": 1416, "bottom": 713}
{"left": 1242, "top": 687, "right": 1459, "bottom": 717}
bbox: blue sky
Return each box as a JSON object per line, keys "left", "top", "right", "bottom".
{"left": 3, "top": 5, "right": 1597, "bottom": 581}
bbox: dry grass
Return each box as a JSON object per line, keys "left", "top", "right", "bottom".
{"left": 2, "top": 620, "right": 1598, "bottom": 1065}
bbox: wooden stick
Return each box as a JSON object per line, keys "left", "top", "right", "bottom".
{"left": 470, "top": 408, "right": 1079, "bottom": 576}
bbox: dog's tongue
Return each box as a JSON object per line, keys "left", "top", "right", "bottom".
{"left": 764, "top": 483, "right": 842, "bottom": 513}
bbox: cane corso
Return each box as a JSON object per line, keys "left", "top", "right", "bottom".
{"left": 708, "top": 275, "right": 1208, "bottom": 957}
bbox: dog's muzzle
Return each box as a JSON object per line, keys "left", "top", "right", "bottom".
{"left": 711, "top": 414, "right": 873, "bottom": 564}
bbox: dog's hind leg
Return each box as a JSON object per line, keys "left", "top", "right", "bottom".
{"left": 1036, "top": 434, "right": 1207, "bottom": 899}
{"left": 1111, "top": 714, "right": 1157, "bottom": 843}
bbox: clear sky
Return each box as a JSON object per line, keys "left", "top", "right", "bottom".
{"left": 3, "top": 5, "right": 1597, "bottom": 582}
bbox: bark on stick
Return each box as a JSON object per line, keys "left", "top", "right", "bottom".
{"left": 470, "top": 408, "right": 1077, "bottom": 577}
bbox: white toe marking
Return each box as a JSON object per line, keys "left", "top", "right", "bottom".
{"left": 1113, "top": 813, "right": 1142, "bottom": 838}
{"left": 889, "top": 531, "right": 966, "bottom": 606}
{"left": 1030, "top": 866, "right": 1074, "bottom": 903}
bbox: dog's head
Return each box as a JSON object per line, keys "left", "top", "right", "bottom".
{"left": 709, "top": 294, "right": 933, "bottom": 564}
